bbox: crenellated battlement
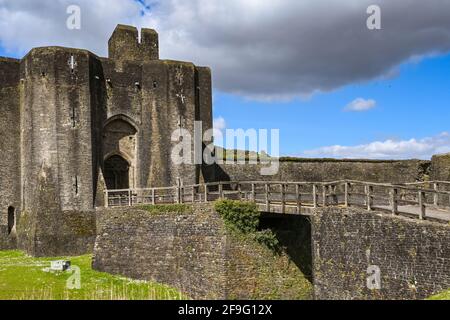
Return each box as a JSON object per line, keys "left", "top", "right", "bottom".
{"left": 108, "top": 24, "right": 159, "bottom": 62}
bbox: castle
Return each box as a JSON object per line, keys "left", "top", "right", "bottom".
{"left": 1, "top": 25, "right": 450, "bottom": 300}
{"left": 0, "top": 25, "right": 213, "bottom": 255}
{"left": 1, "top": 23, "right": 449, "bottom": 252}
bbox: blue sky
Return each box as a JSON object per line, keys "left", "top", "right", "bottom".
{"left": 1, "top": 0, "right": 449, "bottom": 159}
{"left": 214, "top": 53, "right": 450, "bottom": 157}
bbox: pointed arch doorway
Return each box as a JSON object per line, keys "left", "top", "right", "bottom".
{"left": 102, "top": 115, "right": 138, "bottom": 190}
{"left": 104, "top": 155, "right": 130, "bottom": 190}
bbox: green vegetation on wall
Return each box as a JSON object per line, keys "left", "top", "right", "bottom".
{"left": 214, "top": 200, "right": 280, "bottom": 252}
{"left": 215, "top": 200, "right": 312, "bottom": 299}
{"left": 138, "top": 204, "right": 193, "bottom": 215}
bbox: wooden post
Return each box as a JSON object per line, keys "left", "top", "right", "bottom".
{"left": 344, "top": 182, "right": 349, "bottom": 207}
{"left": 391, "top": 188, "right": 398, "bottom": 215}
{"left": 128, "top": 189, "right": 132, "bottom": 207}
{"left": 251, "top": 183, "right": 256, "bottom": 201}
{"left": 322, "top": 185, "right": 327, "bottom": 207}
{"left": 331, "top": 185, "right": 337, "bottom": 205}
{"left": 219, "top": 183, "right": 224, "bottom": 199}
{"left": 296, "top": 184, "right": 301, "bottom": 214}
{"left": 152, "top": 189, "right": 156, "bottom": 205}
{"left": 313, "top": 184, "right": 318, "bottom": 208}
{"left": 238, "top": 183, "right": 242, "bottom": 200}
{"left": 434, "top": 183, "right": 439, "bottom": 206}
{"left": 418, "top": 191, "right": 426, "bottom": 220}
{"left": 179, "top": 186, "right": 184, "bottom": 204}
{"left": 204, "top": 185, "right": 208, "bottom": 203}
{"left": 104, "top": 191, "right": 109, "bottom": 208}
{"left": 265, "top": 184, "right": 270, "bottom": 212}
{"left": 192, "top": 186, "right": 195, "bottom": 203}
{"left": 281, "top": 184, "right": 286, "bottom": 213}
{"left": 366, "top": 185, "right": 373, "bottom": 211}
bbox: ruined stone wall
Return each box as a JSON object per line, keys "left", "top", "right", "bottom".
{"left": 312, "top": 207, "right": 450, "bottom": 300}
{"left": 219, "top": 159, "right": 430, "bottom": 184}
{"left": 16, "top": 165, "right": 96, "bottom": 257}
{"left": 102, "top": 26, "right": 213, "bottom": 188}
{"left": 0, "top": 25, "right": 213, "bottom": 256}
{"left": 0, "top": 58, "right": 21, "bottom": 249}
{"left": 99, "top": 58, "right": 209, "bottom": 188}
{"left": 92, "top": 204, "right": 312, "bottom": 300}
{"left": 21, "top": 47, "right": 97, "bottom": 213}
{"left": 145, "top": 60, "right": 199, "bottom": 188}
{"left": 108, "top": 25, "right": 159, "bottom": 64}
{"left": 196, "top": 67, "right": 214, "bottom": 183}
{"left": 430, "top": 153, "right": 450, "bottom": 206}
{"left": 17, "top": 48, "right": 99, "bottom": 256}
{"left": 431, "top": 153, "right": 450, "bottom": 181}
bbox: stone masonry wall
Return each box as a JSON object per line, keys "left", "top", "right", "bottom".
{"left": 0, "top": 57, "right": 21, "bottom": 250}
{"left": 312, "top": 207, "right": 450, "bottom": 300}
{"left": 430, "top": 153, "right": 450, "bottom": 206}
{"left": 431, "top": 153, "right": 450, "bottom": 181}
{"left": 93, "top": 205, "right": 227, "bottom": 299}
{"left": 92, "top": 204, "right": 312, "bottom": 300}
{"left": 16, "top": 164, "right": 96, "bottom": 257}
{"left": 0, "top": 25, "right": 213, "bottom": 256}
{"left": 0, "top": 58, "right": 21, "bottom": 249}
{"left": 220, "top": 159, "right": 430, "bottom": 184}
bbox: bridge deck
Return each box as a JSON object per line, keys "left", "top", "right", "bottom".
{"left": 105, "top": 180, "right": 450, "bottom": 223}
{"left": 256, "top": 201, "right": 450, "bottom": 222}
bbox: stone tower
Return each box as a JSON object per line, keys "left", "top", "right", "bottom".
{"left": 0, "top": 25, "right": 213, "bottom": 256}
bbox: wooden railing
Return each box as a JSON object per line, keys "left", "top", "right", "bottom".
{"left": 105, "top": 180, "right": 450, "bottom": 222}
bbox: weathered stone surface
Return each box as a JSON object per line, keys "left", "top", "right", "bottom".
{"left": 93, "top": 204, "right": 313, "bottom": 300}
{"left": 220, "top": 159, "right": 430, "bottom": 184}
{"left": 312, "top": 207, "right": 450, "bottom": 300}
{"left": 430, "top": 153, "right": 450, "bottom": 206}
{"left": 0, "top": 57, "right": 20, "bottom": 250}
{"left": 16, "top": 164, "right": 96, "bottom": 257}
{"left": 0, "top": 25, "right": 213, "bottom": 255}
{"left": 431, "top": 153, "right": 450, "bottom": 181}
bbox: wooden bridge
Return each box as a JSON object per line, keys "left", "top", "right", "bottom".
{"left": 105, "top": 180, "right": 450, "bottom": 223}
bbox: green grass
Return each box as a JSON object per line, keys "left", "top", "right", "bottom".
{"left": 138, "top": 204, "right": 193, "bottom": 215}
{"left": 428, "top": 289, "right": 450, "bottom": 300}
{"left": 0, "top": 251, "right": 185, "bottom": 300}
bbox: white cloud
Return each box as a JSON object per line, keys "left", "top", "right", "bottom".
{"left": 344, "top": 98, "right": 376, "bottom": 112}
{"left": 302, "top": 132, "right": 450, "bottom": 160}
{"left": 213, "top": 116, "right": 227, "bottom": 132}
{"left": 212, "top": 117, "right": 226, "bottom": 147}
{"left": 0, "top": 0, "right": 146, "bottom": 56}
{"left": 1, "top": 1, "right": 450, "bottom": 100}
{"left": 143, "top": 0, "right": 450, "bottom": 100}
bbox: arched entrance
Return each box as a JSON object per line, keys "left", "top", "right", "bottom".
{"left": 102, "top": 116, "right": 138, "bottom": 190}
{"left": 104, "top": 155, "right": 130, "bottom": 190}
{"left": 7, "top": 206, "right": 15, "bottom": 235}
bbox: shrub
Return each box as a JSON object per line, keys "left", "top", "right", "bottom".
{"left": 215, "top": 200, "right": 280, "bottom": 252}
{"left": 214, "top": 200, "right": 260, "bottom": 233}
{"left": 253, "top": 230, "right": 280, "bottom": 253}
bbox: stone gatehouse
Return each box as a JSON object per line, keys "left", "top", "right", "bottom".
{"left": 0, "top": 25, "right": 213, "bottom": 255}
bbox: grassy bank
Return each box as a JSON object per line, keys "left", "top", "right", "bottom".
{"left": 0, "top": 251, "right": 185, "bottom": 300}
{"left": 428, "top": 289, "right": 450, "bottom": 300}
